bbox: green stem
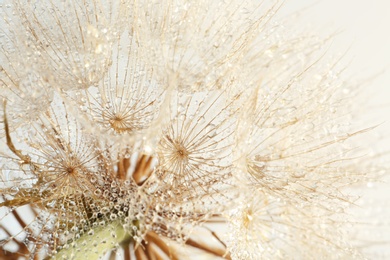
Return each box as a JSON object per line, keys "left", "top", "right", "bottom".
{"left": 52, "top": 220, "right": 130, "bottom": 260}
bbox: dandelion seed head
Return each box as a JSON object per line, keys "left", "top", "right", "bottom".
{"left": 0, "top": 0, "right": 385, "bottom": 259}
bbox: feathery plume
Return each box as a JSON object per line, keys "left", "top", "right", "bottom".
{"left": 0, "top": 0, "right": 385, "bottom": 259}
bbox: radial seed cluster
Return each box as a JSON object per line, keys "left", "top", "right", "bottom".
{"left": 0, "top": 0, "right": 380, "bottom": 259}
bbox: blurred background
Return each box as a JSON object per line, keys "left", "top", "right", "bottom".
{"left": 281, "top": 1, "right": 390, "bottom": 80}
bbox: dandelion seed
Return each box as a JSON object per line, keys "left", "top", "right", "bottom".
{"left": 156, "top": 91, "right": 235, "bottom": 202}
{"left": 12, "top": 1, "right": 127, "bottom": 90}
{"left": 69, "top": 33, "right": 163, "bottom": 137}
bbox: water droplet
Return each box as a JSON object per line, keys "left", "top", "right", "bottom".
{"left": 9, "top": 186, "right": 19, "bottom": 195}
{"left": 206, "top": 124, "right": 217, "bottom": 138}
{"left": 198, "top": 116, "right": 205, "bottom": 124}
{"left": 94, "top": 189, "right": 102, "bottom": 196}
